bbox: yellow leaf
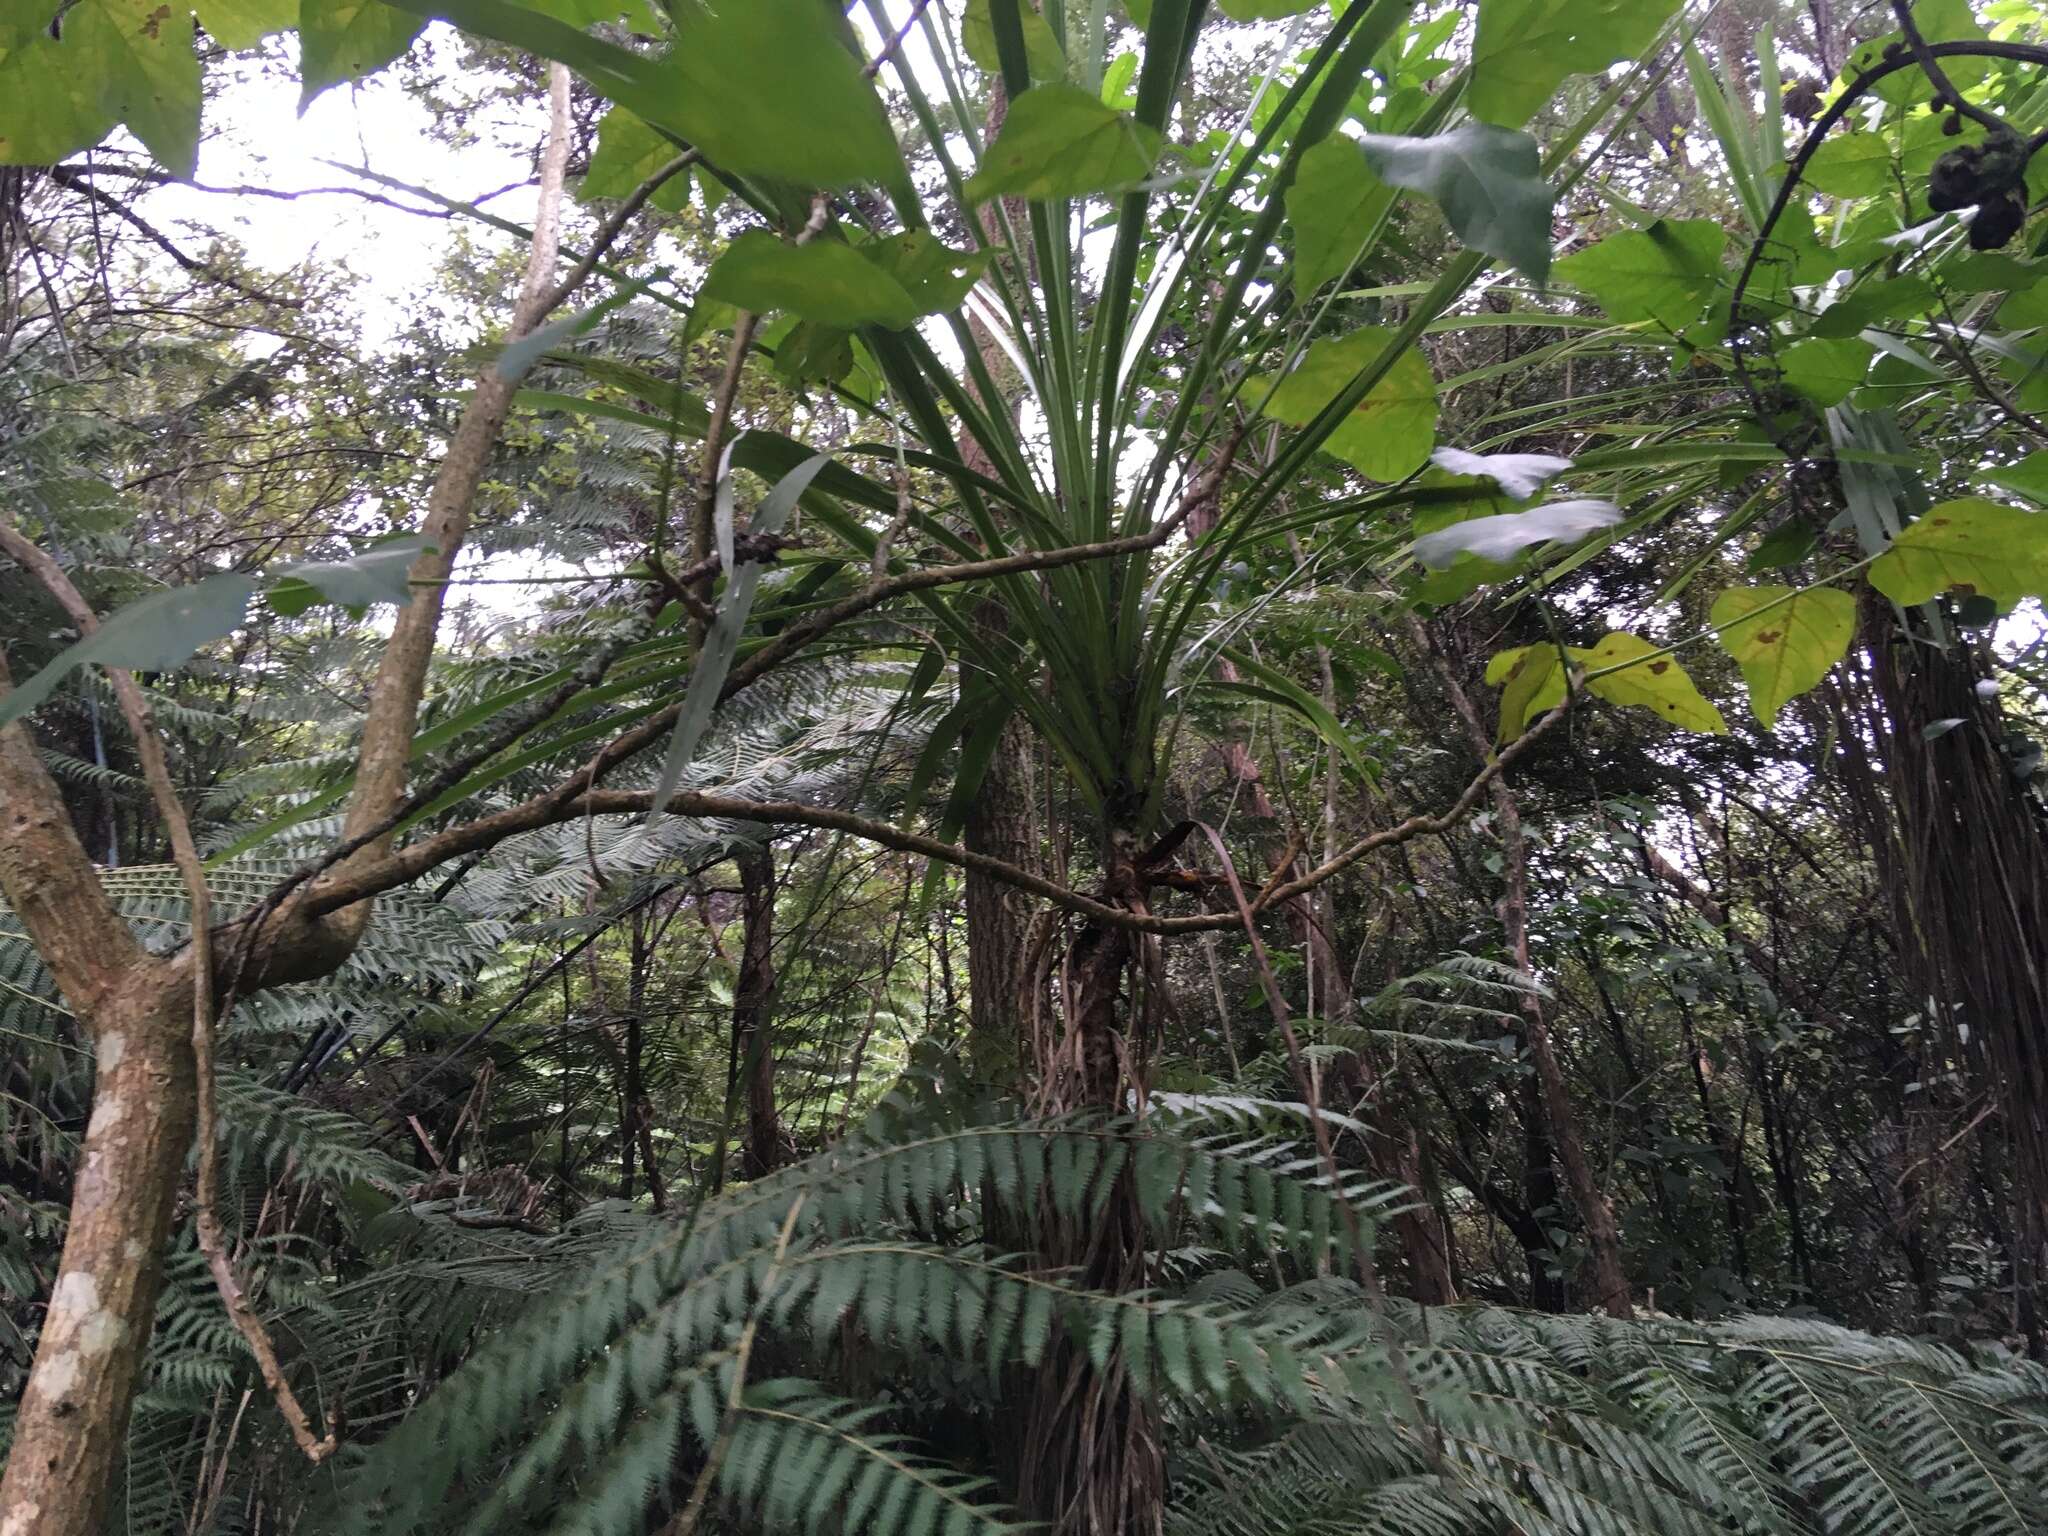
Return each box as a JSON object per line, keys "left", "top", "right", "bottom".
{"left": 1710, "top": 586, "right": 1856, "bottom": 727}
{"left": 1583, "top": 632, "right": 1727, "bottom": 734}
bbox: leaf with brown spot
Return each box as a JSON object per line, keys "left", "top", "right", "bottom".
{"left": 1583, "top": 632, "right": 1727, "bottom": 734}
{"left": 1869, "top": 497, "right": 2048, "bottom": 610}
{"left": 1710, "top": 585, "right": 1856, "bottom": 728}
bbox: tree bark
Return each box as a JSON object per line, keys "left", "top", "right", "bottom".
{"left": 957, "top": 80, "right": 1043, "bottom": 1093}
{"left": 1019, "top": 832, "right": 1162, "bottom": 1536}
{"left": 733, "top": 847, "right": 782, "bottom": 1182}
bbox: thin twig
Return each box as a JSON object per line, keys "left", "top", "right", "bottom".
{"left": 864, "top": 0, "right": 941, "bottom": 79}
{"left": 534, "top": 148, "right": 700, "bottom": 317}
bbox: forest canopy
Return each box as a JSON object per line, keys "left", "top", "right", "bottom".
{"left": 3, "top": 1, "right": 2048, "bottom": 1534}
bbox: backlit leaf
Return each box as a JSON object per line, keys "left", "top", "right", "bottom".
{"left": 195, "top": 0, "right": 297, "bottom": 48}
{"left": 301, "top": 0, "right": 426, "bottom": 107}
{"left": 1555, "top": 218, "right": 1725, "bottom": 334}
{"left": 1583, "top": 632, "right": 1728, "bottom": 734}
{"left": 964, "top": 83, "right": 1161, "bottom": 204}
{"left": 1470, "top": 0, "right": 1681, "bottom": 129}
{"left": 703, "top": 232, "right": 986, "bottom": 331}
{"left": 1286, "top": 136, "right": 1393, "bottom": 296}
{"left": 1710, "top": 585, "right": 1856, "bottom": 727}
{"left": 962, "top": 0, "right": 1066, "bottom": 81}
{"left": 1867, "top": 497, "right": 2048, "bottom": 611}
{"left": 0, "top": 0, "right": 201, "bottom": 175}
{"left": 581, "top": 107, "right": 692, "bottom": 212}
{"left": 1255, "top": 328, "right": 1439, "bottom": 483}
{"left": 1485, "top": 643, "right": 1574, "bottom": 740}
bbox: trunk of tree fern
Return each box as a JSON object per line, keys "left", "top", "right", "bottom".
{"left": 964, "top": 672, "right": 1039, "bottom": 1087}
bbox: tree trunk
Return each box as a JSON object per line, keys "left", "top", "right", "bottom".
{"left": 1859, "top": 594, "right": 2048, "bottom": 1351}
{"left": 734, "top": 846, "right": 782, "bottom": 1182}
{"left": 957, "top": 80, "right": 1042, "bottom": 1093}
{"left": 0, "top": 973, "right": 193, "bottom": 1536}
{"left": 1018, "top": 833, "right": 1162, "bottom": 1536}
{"left": 964, "top": 698, "right": 1040, "bottom": 1087}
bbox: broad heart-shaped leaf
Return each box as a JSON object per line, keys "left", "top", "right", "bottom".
{"left": 962, "top": 0, "right": 1066, "bottom": 81}
{"left": 1804, "top": 116, "right": 1969, "bottom": 202}
{"left": 1710, "top": 586, "right": 1856, "bottom": 727}
{"left": 195, "top": 0, "right": 298, "bottom": 49}
{"left": 1356, "top": 123, "right": 1556, "bottom": 287}
{"left": 1779, "top": 336, "right": 1874, "bottom": 408}
{"left": 645, "top": 0, "right": 904, "bottom": 190}
{"left": 1255, "top": 328, "right": 1439, "bottom": 483}
{"left": 864, "top": 231, "right": 997, "bottom": 315}
{"left": 700, "top": 232, "right": 985, "bottom": 331}
{"left": 1868, "top": 497, "right": 2048, "bottom": 611}
{"left": 1411, "top": 499, "right": 1618, "bottom": 569}
{"left": 963, "top": 83, "right": 1161, "bottom": 204}
{"left": 266, "top": 536, "right": 435, "bottom": 617}
{"left": 301, "top": 1, "right": 426, "bottom": 106}
{"left": 1485, "top": 632, "right": 1728, "bottom": 739}
{"left": 1584, "top": 632, "right": 1728, "bottom": 734}
{"left": 1470, "top": 0, "right": 1681, "bottom": 128}
{"left": 1286, "top": 136, "right": 1394, "bottom": 296}
{"left": 1430, "top": 447, "right": 1572, "bottom": 500}
{"left": 0, "top": 574, "right": 259, "bottom": 732}
{"left": 581, "top": 108, "right": 691, "bottom": 213}
{"left": 1555, "top": 218, "right": 1725, "bottom": 334}
{"left": 0, "top": 0, "right": 199, "bottom": 176}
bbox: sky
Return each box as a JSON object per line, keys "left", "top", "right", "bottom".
{"left": 151, "top": 32, "right": 545, "bottom": 349}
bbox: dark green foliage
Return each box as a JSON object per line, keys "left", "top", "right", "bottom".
{"left": 1175, "top": 1301, "right": 2048, "bottom": 1536}
{"left": 327, "top": 1084, "right": 1412, "bottom": 1536}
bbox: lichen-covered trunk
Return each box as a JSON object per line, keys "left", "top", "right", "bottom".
{"left": 0, "top": 974, "right": 193, "bottom": 1536}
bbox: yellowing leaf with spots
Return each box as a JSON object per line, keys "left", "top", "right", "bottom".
{"left": 1582, "top": 632, "right": 1727, "bottom": 734}
{"left": 1710, "top": 586, "right": 1856, "bottom": 727}
{"left": 1255, "top": 327, "right": 1439, "bottom": 483}
{"left": 1485, "top": 643, "right": 1580, "bottom": 740}
{"left": 1868, "top": 497, "right": 2048, "bottom": 611}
